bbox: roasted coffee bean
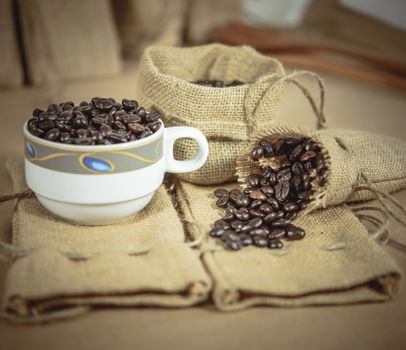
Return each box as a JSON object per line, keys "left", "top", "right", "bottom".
{"left": 229, "top": 189, "right": 242, "bottom": 202}
{"left": 248, "top": 217, "right": 263, "bottom": 229}
{"left": 271, "top": 218, "right": 292, "bottom": 227}
{"left": 222, "top": 211, "right": 235, "bottom": 221}
{"left": 214, "top": 189, "right": 228, "bottom": 198}
{"left": 250, "top": 227, "right": 270, "bottom": 236}
{"left": 273, "top": 139, "right": 284, "bottom": 155}
{"left": 44, "top": 128, "right": 60, "bottom": 141}
{"left": 264, "top": 211, "right": 279, "bottom": 224}
{"left": 231, "top": 220, "right": 244, "bottom": 231}
{"left": 113, "top": 120, "right": 126, "bottom": 130}
{"left": 283, "top": 202, "right": 299, "bottom": 212}
{"left": 228, "top": 240, "right": 243, "bottom": 251}
{"left": 110, "top": 133, "right": 128, "bottom": 143}
{"left": 260, "top": 166, "right": 273, "bottom": 178}
{"left": 259, "top": 204, "right": 273, "bottom": 214}
{"left": 289, "top": 144, "right": 302, "bottom": 161}
{"left": 128, "top": 122, "right": 145, "bottom": 134}
{"left": 247, "top": 174, "right": 260, "bottom": 188}
{"left": 262, "top": 143, "right": 275, "bottom": 157}
{"left": 251, "top": 146, "right": 264, "bottom": 161}
{"left": 253, "top": 236, "right": 268, "bottom": 247}
{"left": 209, "top": 227, "right": 225, "bottom": 237}
{"left": 249, "top": 199, "right": 263, "bottom": 209}
{"left": 140, "top": 130, "right": 153, "bottom": 139}
{"left": 59, "top": 132, "right": 71, "bottom": 143}
{"left": 268, "top": 172, "right": 277, "bottom": 185}
{"left": 234, "top": 195, "right": 249, "bottom": 207}
{"left": 243, "top": 187, "right": 254, "bottom": 195}
{"left": 145, "top": 111, "right": 160, "bottom": 123}
{"left": 76, "top": 129, "right": 88, "bottom": 138}
{"left": 268, "top": 228, "right": 286, "bottom": 239}
{"left": 249, "top": 190, "right": 267, "bottom": 200}
{"left": 216, "top": 196, "right": 229, "bottom": 208}
{"left": 274, "top": 180, "right": 290, "bottom": 202}
{"left": 235, "top": 208, "right": 250, "bottom": 221}
{"left": 284, "top": 211, "right": 297, "bottom": 220}
{"left": 292, "top": 161, "right": 304, "bottom": 175}
{"left": 148, "top": 121, "right": 161, "bottom": 132}
{"left": 38, "top": 119, "right": 55, "bottom": 130}
{"left": 285, "top": 225, "right": 305, "bottom": 240}
{"left": 266, "top": 197, "right": 280, "bottom": 210}
{"left": 276, "top": 168, "right": 291, "bottom": 182}
{"left": 268, "top": 239, "right": 283, "bottom": 249}
{"left": 226, "top": 204, "right": 237, "bottom": 213}
{"left": 214, "top": 219, "right": 229, "bottom": 229}
{"left": 300, "top": 150, "right": 317, "bottom": 162}
{"left": 240, "top": 233, "right": 253, "bottom": 246}
{"left": 261, "top": 186, "right": 274, "bottom": 195}
{"left": 291, "top": 175, "right": 302, "bottom": 191}
{"left": 74, "top": 137, "right": 92, "bottom": 145}
{"left": 249, "top": 209, "right": 265, "bottom": 218}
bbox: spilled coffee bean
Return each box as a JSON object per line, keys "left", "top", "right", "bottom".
{"left": 209, "top": 137, "right": 328, "bottom": 250}
{"left": 27, "top": 97, "right": 163, "bottom": 145}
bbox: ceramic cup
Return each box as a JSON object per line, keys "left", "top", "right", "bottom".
{"left": 23, "top": 120, "right": 208, "bottom": 225}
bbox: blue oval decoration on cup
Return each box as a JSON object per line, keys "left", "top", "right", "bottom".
{"left": 80, "top": 155, "right": 114, "bottom": 173}
{"left": 26, "top": 142, "right": 36, "bottom": 158}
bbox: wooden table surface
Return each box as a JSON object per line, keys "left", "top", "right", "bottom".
{"left": 0, "top": 65, "right": 405, "bottom": 350}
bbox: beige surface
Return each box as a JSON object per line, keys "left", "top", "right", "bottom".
{"left": 0, "top": 63, "right": 405, "bottom": 349}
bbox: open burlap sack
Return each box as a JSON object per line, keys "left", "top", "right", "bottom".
{"left": 176, "top": 181, "right": 401, "bottom": 310}
{"left": 1, "top": 158, "right": 211, "bottom": 322}
{"left": 236, "top": 125, "right": 406, "bottom": 223}
{"left": 136, "top": 44, "right": 326, "bottom": 185}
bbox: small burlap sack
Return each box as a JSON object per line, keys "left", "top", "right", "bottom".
{"left": 236, "top": 125, "right": 406, "bottom": 224}
{"left": 136, "top": 44, "right": 326, "bottom": 185}
{"left": 176, "top": 181, "right": 401, "bottom": 311}
{"left": 1, "top": 158, "right": 211, "bottom": 322}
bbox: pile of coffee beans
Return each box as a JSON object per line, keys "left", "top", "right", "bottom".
{"left": 193, "top": 80, "right": 244, "bottom": 88}
{"left": 27, "top": 97, "right": 162, "bottom": 145}
{"left": 209, "top": 137, "right": 328, "bottom": 250}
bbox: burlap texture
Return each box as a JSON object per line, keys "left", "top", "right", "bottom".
{"left": 136, "top": 44, "right": 325, "bottom": 185}
{"left": 236, "top": 125, "right": 406, "bottom": 216}
{"left": 177, "top": 181, "right": 401, "bottom": 311}
{"left": 2, "top": 158, "right": 211, "bottom": 321}
{"left": 19, "top": 0, "right": 121, "bottom": 85}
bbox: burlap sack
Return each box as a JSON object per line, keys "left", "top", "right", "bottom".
{"left": 136, "top": 44, "right": 326, "bottom": 185}
{"left": 1, "top": 158, "right": 211, "bottom": 321}
{"left": 236, "top": 125, "right": 406, "bottom": 220}
{"left": 19, "top": 0, "right": 121, "bottom": 85}
{"left": 176, "top": 181, "right": 401, "bottom": 310}
{"left": 113, "top": 0, "right": 186, "bottom": 59}
{"left": 0, "top": 0, "right": 23, "bottom": 87}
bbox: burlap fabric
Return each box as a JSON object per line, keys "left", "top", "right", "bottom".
{"left": 136, "top": 44, "right": 325, "bottom": 185}
{"left": 177, "top": 181, "right": 401, "bottom": 311}
{"left": 19, "top": 0, "right": 121, "bottom": 85}
{"left": 236, "top": 125, "right": 406, "bottom": 218}
{"left": 1, "top": 158, "right": 211, "bottom": 321}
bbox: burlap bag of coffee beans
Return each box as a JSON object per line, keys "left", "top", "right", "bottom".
{"left": 236, "top": 126, "right": 406, "bottom": 219}
{"left": 176, "top": 181, "right": 401, "bottom": 310}
{"left": 136, "top": 44, "right": 325, "bottom": 185}
{"left": 1, "top": 158, "right": 211, "bottom": 322}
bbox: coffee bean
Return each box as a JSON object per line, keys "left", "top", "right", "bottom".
{"left": 292, "top": 162, "right": 304, "bottom": 175}
{"left": 231, "top": 220, "right": 244, "bottom": 231}
{"left": 249, "top": 209, "right": 265, "bottom": 218}
{"left": 59, "top": 132, "right": 70, "bottom": 143}
{"left": 284, "top": 211, "right": 297, "bottom": 220}
{"left": 140, "top": 130, "right": 153, "bottom": 139}
{"left": 209, "top": 227, "right": 225, "bottom": 237}
{"left": 76, "top": 129, "right": 88, "bottom": 138}
{"left": 145, "top": 110, "right": 160, "bottom": 123}
{"left": 247, "top": 174, "right": 260, "bottom": 188}
{"left": 283, "top": 202, "right": 299, "bottom": 212}
{"left": 268, "top": 228, "right": 285, "bottom": 239}
{"left": 250, "top": 227, "right": 270, "bottom": 236}
{"left": 44, "top": 128, "right": 60, "bottom": 141}
{"left": 289, "top": 144, "right": 302, "bottom": 161}
{"left": 249, "top": 190, "right": 267, "bottom": 200}
{"left": 235, "top": 208, "right": 250, "bottom": 221}
{"left": 228, "top": 240, "right": 243, "bottom": 251}
{"left": 251, "top": 146, "right": 264, "bottom": 161}
{"left": 216, "top": 196, "right": 229, "bottom": 208}
{"left": 235, "top": 195, "right": 250, "bottom": 208}
{"left": 274, "top": 180, "right": 290, "bottom": 202}
{"left": 248, "top": 217, "right": 263, "bottom": 229}
{"left": 285, "top": 225, "right": 305, "bottom": 240}
{"left": 243, "top": 187, "right": 254, "bottom": 195}
{"left": 268, "top": 239, "right": 284, "bottom": 249}
{"left": 253, "top": 236, "right": 268, "bottom": 247}
{"left": 249, "top": 199, "right": 263, "bottom": 209}
{"left": 240, "top": 234, "right": 253, "bottom": 246}
{"left": 214, "top": 189, "right": 228, "bottom": 198}
{"left": 261, "top": 186, "right": 274, "bottom": 195}
{"left": 259, "top": 204, "right": 273, "bottom": 214}
{"left": 300, "top": 151, "right": 317, "bottom": 162}
{"left": 271, "top": 218, "right": 292, "bottom": 227}
{"left": 74, "top": 137, "right": 92, "bottom": 145}
{"left": 38, "top": 119, "right": 55, "bottom": 130}
{"left": 214, "top": 219, "right": 229, "bottom": 229}
{"left": 266, "top": 197, "right": 280, "bottom": 210}
{"left": 122, "top": 99, "right": 138, "bottom": 111}
{"left": 276, "top": 168, "right": 291, "bottom": 182}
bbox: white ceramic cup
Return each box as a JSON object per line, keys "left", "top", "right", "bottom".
{"left": 23, "top": 120, "right": 208, "bottom": 225}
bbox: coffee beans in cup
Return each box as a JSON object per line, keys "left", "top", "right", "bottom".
{"left": 27, "top": 97, "right": 162, "bottom": 145}
{"left": 210, "top": 137, "right": 328, "bottom": 251}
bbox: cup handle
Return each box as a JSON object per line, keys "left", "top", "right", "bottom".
{"left": 165, "top": 126, "right": 209, "bottom": 173}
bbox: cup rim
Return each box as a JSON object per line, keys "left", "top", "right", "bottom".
{"left": 23, "top": 119, "right": 164, "bottom": 152}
